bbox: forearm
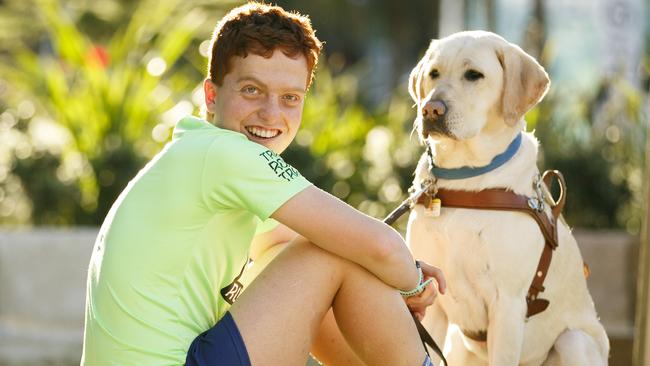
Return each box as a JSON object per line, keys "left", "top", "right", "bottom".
{"left": 272, "top": 186, "right": 419, "bottom": 290}
{"left": 342, "top": 220, "right": 419, "bottom": 291}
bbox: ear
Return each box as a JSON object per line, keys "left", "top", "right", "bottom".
{"left": 497, "top": 43, "right": 550, "bottom": 126}
{"left": 203, "top": 78, "right": 219, "bottom": 113}
{"left": 408, "top": 40, "right": 437, "bottom": 104}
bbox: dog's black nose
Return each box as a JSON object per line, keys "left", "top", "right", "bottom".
{"left": 422, "top": 100, "right": 447, "bottom": 120}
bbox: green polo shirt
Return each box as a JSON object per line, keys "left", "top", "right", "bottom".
{"left": 81, "top": 116, "right": 311, "bottom": 365}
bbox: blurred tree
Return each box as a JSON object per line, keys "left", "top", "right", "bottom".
{"left": 0, "top": 0, "right": 235, "bottom": 224}
{"left": 530, "top": 75, "right": 647, "bottom": 232}
{"left": 0, "top": 0, "right": 646, "bottom": 234}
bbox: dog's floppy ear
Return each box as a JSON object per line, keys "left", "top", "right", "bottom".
{"left": 408, "top": 40, "right": 437, "bottom": 104}
{"left": 497, "top": 43, "right": 550, "bottom": 126}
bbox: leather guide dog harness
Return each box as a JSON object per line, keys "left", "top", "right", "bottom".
{"left": 417, "top": 170, "right": 567, "bottom": 319}
{"left": 385, "top": 170, "right": 567, "bottom": 346}
{"left": 384, "top": 132, "right": 571, "bottom": 348}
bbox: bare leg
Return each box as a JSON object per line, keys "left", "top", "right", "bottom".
{"left": 311, "top": 309, "right": 365, "bottom": 366}
{"left": 241, "top": 243, "right": 364, "bottom": 365}
{"left": 230, "top": 238, "right": 427, "bottom": 366}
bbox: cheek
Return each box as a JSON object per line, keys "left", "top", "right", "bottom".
{"left": 286, "top": 107, "right": 303, "bottom": 129}
{"left": 221, "top": 98, "right": 249, "bottom": 119}
{"left": 446, "top": 88, "right": 490, "bottom": 138}
{"left": 464, "top": 83, "right": 497, "bottom": 117}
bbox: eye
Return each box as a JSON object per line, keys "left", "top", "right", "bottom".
{"left": 429, "top": 69, "right": 439, "bottom": 79}
{"left": 241, "top": 85, "right": 260, "bottom": 95}
{"left": 282, "top": 94, "right": 301, "bottom": 103}
{"left": 464, "top": 69, "right": 484, "bottom": 81}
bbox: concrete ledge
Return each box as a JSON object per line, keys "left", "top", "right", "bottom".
{"left": 0, "top": 228, "right": 637, "bottom": 365}
{"left": 0, "top": 228, "right": 97, "bottom": 365}
{"left": 574, "top": 229, "right": 638, "bottom": 339}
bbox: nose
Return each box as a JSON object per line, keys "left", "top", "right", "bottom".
{"left": 259, "top": 96, "right": 282, "bottom": 122}
{"left": 422, "top": 100, "right": 447, "bottom": 120}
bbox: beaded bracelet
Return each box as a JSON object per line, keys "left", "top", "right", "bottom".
{"left": 399, "top": 261, "right": 434, "bottom": 297}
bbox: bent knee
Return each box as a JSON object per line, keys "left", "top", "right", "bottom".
{"left": 282, "top": 239, "right": 370, "bottom": 280}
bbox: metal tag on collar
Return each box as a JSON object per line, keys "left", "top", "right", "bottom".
{"left": 422, "top": 178, "right": 441, "bottom": 217}
{"left": 425, "top": 197, "right": 442, "bottom": 217}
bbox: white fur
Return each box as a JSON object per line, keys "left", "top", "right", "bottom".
{"left": 406, "top": 31, "right": 609, "bottom": 365}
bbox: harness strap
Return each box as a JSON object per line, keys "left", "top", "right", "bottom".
{"left": 416, "top": 170, "right": 567, "bottom": 326}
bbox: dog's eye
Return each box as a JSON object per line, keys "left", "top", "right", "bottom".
{"left": 464, "top": 69, "right": 484, "bottom": 81}
{"left": 429, "top": 69, "right": 439, "bottom": 79}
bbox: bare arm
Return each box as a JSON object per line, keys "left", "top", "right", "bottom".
{"left": 271, "top": 185, "right": 419, "bottom": 291}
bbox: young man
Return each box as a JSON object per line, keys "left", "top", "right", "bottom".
{"left": 81, "top": 3, "right": 444, "bottom": 365}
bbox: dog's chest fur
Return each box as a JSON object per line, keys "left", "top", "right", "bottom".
{"left": 406, "top": 133, "right": 565, "bottom": 355}
{"left": 407, "top": 201, "right": 544, "bottom": 331}
{"left": 406, "top": 132, "right": 607, "bottom": 363}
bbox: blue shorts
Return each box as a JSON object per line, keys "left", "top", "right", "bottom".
{"left": 186, "top": 312, "right": 251, "bottom": 366}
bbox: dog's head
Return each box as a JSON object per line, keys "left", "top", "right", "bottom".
{"left": 409, "top": 31, "right": 550, "bottom": 142}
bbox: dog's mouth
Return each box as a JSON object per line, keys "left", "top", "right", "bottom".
{"left": 421, "top": 118, "right": 455, "bottom": 140}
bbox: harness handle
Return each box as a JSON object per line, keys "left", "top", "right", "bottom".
{"left": 542, "top": 170, "right": 566, "bottom": 219}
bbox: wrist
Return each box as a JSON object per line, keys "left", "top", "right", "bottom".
{"left": 398, "top": 261, "right": 433, "bottom": 297}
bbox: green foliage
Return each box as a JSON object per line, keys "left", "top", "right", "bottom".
{"left": 532, "top": 76, "right": 647, "bottom": 233}
{"left": 0, "top": 0, "right": 646, "bottom": 234}
{"left": 0, "top": 0, "right": 223, "bottom": 224}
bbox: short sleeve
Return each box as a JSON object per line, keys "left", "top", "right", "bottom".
{"left": 255, "top": 218, "right": 280, "bottom": 235}
{"left": 202, "top": 134, "right": 312, "bottom": 220}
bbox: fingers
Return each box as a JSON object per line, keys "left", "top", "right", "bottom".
{"left": 404, "top": 260, "right": 447, "bottom": 321}
{"left": 405, "top": 281, "right": 437, "bottom": 309}
{"left": 412, "top": 309, "right": 425, "bottom": 321}
{"left": 418, "top": 260, "right": 446, "bottom": 294}
{"left": 405, "top": 282, "right": 437, "bottom": 320}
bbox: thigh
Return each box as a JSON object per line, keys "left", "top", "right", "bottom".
{"left": 310, "top": 308, "right": 365, "bottom": 366}
{"left": 229, "top": 239, "right": 348, "bottom": 366}
{"left": 230, "top": 237, "right": 426, "bottom": 366}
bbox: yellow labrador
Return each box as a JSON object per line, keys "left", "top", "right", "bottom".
{"left": 406, "top": 31, "right": 609, "bottom": 365}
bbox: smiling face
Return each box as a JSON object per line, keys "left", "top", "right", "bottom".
{"left": 204, "top": 50, "right": 309, "bottom": 154}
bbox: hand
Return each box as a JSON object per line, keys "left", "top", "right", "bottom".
{"left": 405, "top": 261, "right": 446, "bottom": 321}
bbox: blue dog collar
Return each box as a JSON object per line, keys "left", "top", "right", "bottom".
{"left": 427, "top": 132, "right": 523, "bottom": 180}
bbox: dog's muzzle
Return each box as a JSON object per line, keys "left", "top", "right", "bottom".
{"left": 420, "top": 99, "right": 452, "bottom": 138}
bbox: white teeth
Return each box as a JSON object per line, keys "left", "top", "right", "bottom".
{"left": 246, "top": 126, "right": 279, "bottom": 139}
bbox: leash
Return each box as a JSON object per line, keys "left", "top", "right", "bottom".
{"left": 383, "top": 182, "right": 434, "bottom": 226}
{"left": 382, "top": 182, "right": 448, "bottom": 366}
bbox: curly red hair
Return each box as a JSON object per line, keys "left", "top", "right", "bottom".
{"left": 207, "top": 2, "right": 323, "bottom": 89}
